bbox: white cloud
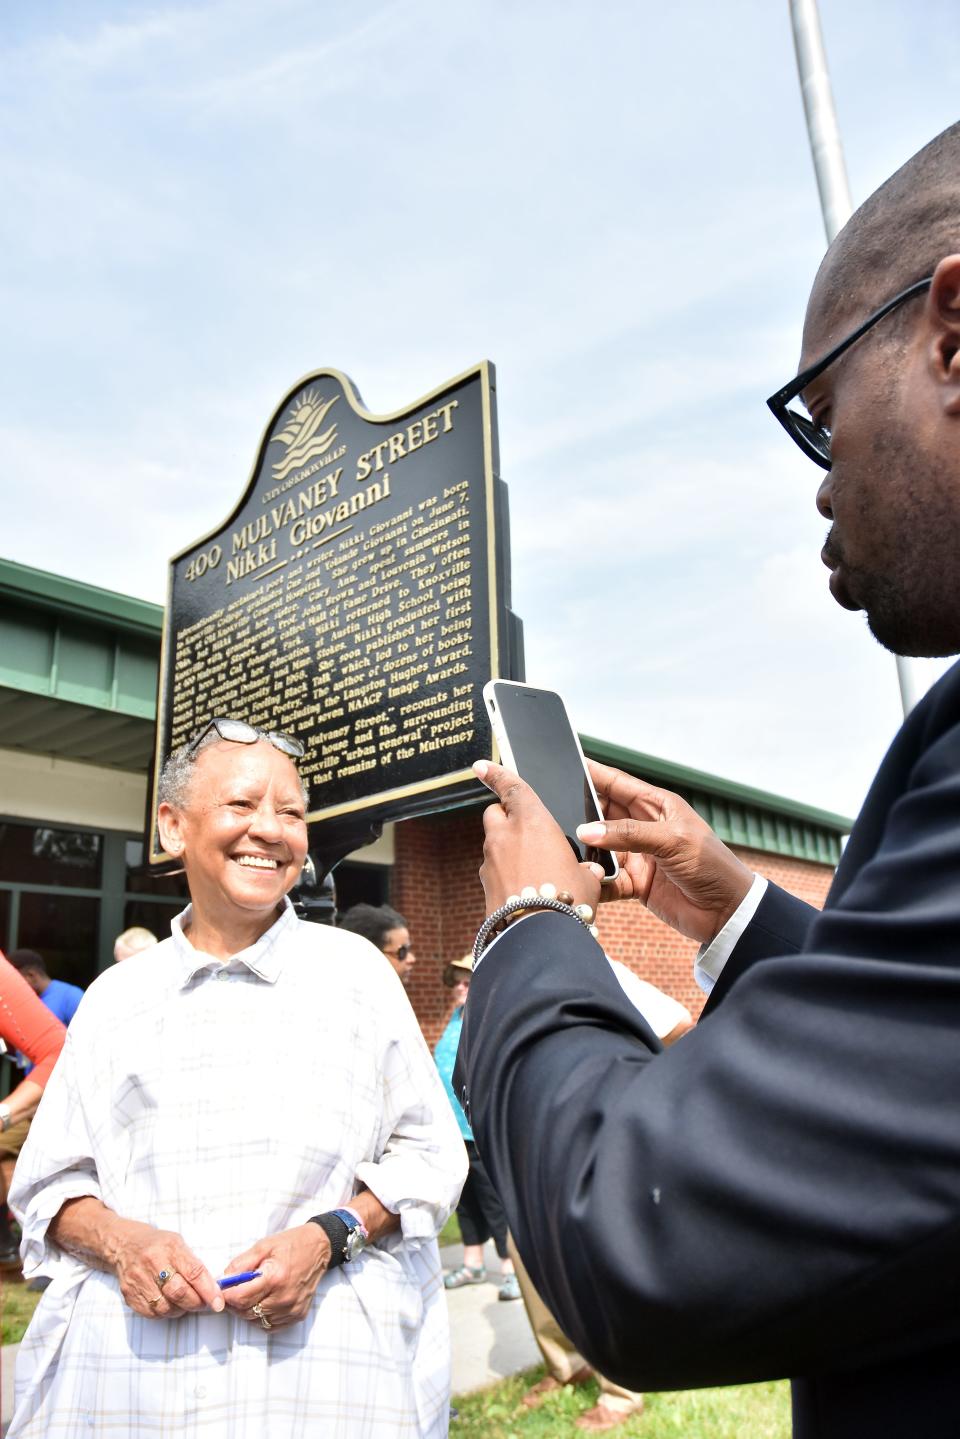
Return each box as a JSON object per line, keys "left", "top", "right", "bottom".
{"left": 27, "top": 10, "right": 198, "bottom": 71}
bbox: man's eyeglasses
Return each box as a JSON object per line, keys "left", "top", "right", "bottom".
{"left": 383, "top": 944, "right": 412, "bottom": 962}
{"left": 187, "top": 716, "right": 305, "bottom": 760}
{"left": 766, "top": 276, "right": 933, "bottom": 470}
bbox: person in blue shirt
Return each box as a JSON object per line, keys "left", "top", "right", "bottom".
{"left": 9, "top": 950, "right": 83, "bottom": 1029}
{"left": 433, "top": 954, "right": 519, "bottom": 1301}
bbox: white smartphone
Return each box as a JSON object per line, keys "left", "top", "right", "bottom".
{"left": 482, "top": 679, "right": 619, "bottom": 884}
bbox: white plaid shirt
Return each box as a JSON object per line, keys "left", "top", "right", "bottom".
{"left": 9, "top": 901, "right": 467, "bottom": 1438}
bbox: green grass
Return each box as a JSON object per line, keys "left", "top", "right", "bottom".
{"left": 452, "top": 1366, "right": 791, "bottom": 1438}
{"left": 439, "top": 1211, "right": 462, "bottom": 1247}
{"left": 1, "top": 1276, "right": 41, "bottom": 1346}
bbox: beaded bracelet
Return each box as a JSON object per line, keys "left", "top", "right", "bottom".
{"left": 473, "top": 883, "right": 599, "bottom": 962}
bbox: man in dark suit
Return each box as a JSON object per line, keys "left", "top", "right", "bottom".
{"left": 456, "top": 122, "right": 960, "bottom": 1438}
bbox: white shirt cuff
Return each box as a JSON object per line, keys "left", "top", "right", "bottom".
{"left": 694, "top": 874, "right": 768, "bottom": 996}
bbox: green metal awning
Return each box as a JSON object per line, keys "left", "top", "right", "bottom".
{"left": 0, "top": 558, "right": 162, "bottom": 771}
{"left": 581, "top": 734, "right": 850, "bottom": 865}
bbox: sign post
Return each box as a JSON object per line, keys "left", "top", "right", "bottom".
{"left": 149, "top": 363, "right": 523, "bottom": 877}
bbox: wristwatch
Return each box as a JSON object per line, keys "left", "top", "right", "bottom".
{"left": 308, "top": 1207, "right": 369, "bottom": 1267}
{"left": 0, "top": 1104, "right": 11, "bottom": 1133}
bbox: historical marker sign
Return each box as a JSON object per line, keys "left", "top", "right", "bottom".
{"left": 149, "top": 363, "right": 523, "bottom": 863}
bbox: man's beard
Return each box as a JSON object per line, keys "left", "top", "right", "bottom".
{"left": 824, "top": 525, "right": 960, "bottom": 659}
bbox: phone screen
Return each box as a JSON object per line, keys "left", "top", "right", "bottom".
{"left": 488, "top": 683, "right": 616, "bottom": 879}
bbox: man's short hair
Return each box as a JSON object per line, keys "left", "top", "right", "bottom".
{"left": 8, "top": 949, "right": 47, "bottom": 977}
{"left": 338, "top": 904, "right": 407, "bottom": 950}
{"left": 817, "top": 120, "right": 960, "bottom": 329}
{"left": 114, "top": 927, "right": 158, "bottom": 962}
{"left": 158, "top": 730, "right": 309, "bottom": 811}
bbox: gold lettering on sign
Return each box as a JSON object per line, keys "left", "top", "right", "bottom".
{"left": 170, "top": 400, "right": 482, "bottom": 798}
{"left": 354, "top": 400, "right": 458, "bottom": 480}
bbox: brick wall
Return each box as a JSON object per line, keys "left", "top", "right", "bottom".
{"left": 391, "top": 811, "right": 490, "bottom": 1051}
{"left": 391, "top": 810, "right": 835, "bottom": 1050}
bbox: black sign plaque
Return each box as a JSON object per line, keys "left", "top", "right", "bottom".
{"left": 149, "top": 363, "right": 523, "bottom": 863}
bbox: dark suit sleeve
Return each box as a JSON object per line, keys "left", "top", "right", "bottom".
{"left": 703, "top": 881, "right": 818, "bottom": 1012}
{"left": 455, "top": 709, "right": 960, "bottom": 1391}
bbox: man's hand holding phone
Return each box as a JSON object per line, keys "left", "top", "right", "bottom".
{"left": 579, "top": 761, "right": 754, "bottom": 946}
{"left": 475, "top": 679, "right": 753, "bottom": 949}
{"left": 473, "top": 759, "right": 604, "bottom": 915}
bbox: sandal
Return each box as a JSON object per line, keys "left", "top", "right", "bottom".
{"left": 521, "top": 1370, "right": 592, "bottom": 1410}
{"left": 444, "top": 1264, "right": 486, "bottom": 1288}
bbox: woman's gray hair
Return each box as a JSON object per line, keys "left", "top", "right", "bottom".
{"left": 158, "top": 732, "right": 309, "bottom": 811}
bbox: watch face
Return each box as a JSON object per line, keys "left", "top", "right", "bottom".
{"left": 344, "top": 1227, "right": 366, "bottom": 1263}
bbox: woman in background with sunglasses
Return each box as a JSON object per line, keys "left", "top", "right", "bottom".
{"left": 338, "top": 903, "right": 418, "bottom": 991}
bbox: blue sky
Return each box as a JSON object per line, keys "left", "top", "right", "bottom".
{"left": 2, "top": 1, "right": 957, "bottom": 816}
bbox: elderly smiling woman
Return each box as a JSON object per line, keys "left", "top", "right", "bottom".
{"left": 9, "top": 719, "right": 467, "bottom": 1439}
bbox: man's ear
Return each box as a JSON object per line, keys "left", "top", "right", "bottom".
{"left": 157, "top": 802, "right": 185, "bottom": 858}
{"left": 927, "top": 255, "right": 960, "bottom": 412}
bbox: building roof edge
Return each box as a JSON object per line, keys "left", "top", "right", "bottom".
{"left": 0, "top": 556, "right": 163, "bottom": 637}
{"left": 581, "top": 732, "right": 852, "bottom": 835}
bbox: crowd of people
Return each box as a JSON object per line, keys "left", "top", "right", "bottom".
{"left": 3, "top": 122, "right": 960, "bottom": 1439}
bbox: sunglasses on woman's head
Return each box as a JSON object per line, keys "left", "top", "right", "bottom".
{"left": 187, "top": 716, "right": 305, "bottom": 760}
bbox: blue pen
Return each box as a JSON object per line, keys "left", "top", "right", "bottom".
{"left": 217, "top": 1270, "right": 262, "bottom": 1289}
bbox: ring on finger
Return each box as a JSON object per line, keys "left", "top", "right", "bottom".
{"left": 252, "top": 1302, "right": 272, "bottom": 1330}
{"left": 147, "top": 1294, "right": 163, "bottom": 1307}
{"left": 156, "top": 1269, "right": 175, "bottom": 1290}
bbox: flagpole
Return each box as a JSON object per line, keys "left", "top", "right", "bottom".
{"left": 788, "top": 0, "right": 921, "bottom": 715}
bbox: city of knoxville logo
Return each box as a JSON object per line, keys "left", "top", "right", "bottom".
{"left": 270, "top": 390, "right": 339, "bottom": 481}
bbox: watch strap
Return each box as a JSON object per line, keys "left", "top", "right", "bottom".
{"left": 332, "top": 1206, "right": 369, "bottom": 1240}
{"left": 309, "top": 1211, "right": 350, "bottom": 1268}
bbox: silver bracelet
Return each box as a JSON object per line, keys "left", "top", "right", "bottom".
{"left": 0, "top": 1103, "right": 12, "bottom": 1133}
{"left": 473, "top": 885, "right": 597, "bottom": 963}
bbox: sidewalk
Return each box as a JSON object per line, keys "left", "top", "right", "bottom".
{"left": 442, "top": 1239, "right": 540, "bottom": 1394}
{"left": 1, "top": 1240, "right": 539, "bottom": 1433}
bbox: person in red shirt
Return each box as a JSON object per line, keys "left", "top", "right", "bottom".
{"left": 0, "top": 951, "right": 67, "bottom": 1266}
